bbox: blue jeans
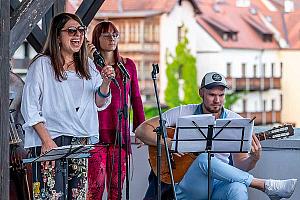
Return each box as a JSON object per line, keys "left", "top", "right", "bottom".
{"left": 175, "top": 153, "right": 253, "bottom": 200}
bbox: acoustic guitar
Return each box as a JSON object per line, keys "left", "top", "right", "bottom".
{"left": 148, "top": 124, "right": 294, "bottom": 184}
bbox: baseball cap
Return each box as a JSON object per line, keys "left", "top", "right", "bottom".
{"left": 200, "top": 72, "right": 228, "bottom": 89}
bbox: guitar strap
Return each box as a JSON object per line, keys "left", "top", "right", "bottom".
{"left": 193, "top": 104, "right": 227, "bottom": 119}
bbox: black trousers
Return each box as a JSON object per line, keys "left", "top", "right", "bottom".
{"left": 143, "top": 170, "right": 174, "bottom": 200}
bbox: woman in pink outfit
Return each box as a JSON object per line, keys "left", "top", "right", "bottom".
{"left": 87, "top": 21, "right": 145, "bottom": 200}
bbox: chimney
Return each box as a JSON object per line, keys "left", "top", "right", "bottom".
{"left": 284, "top": 0, "right": 294, "bottom": 13}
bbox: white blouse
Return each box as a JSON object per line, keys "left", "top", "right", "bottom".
{"left": 21, "top": 56, "right": 111, "bottom": 148}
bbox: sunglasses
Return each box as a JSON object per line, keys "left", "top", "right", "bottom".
{"left": 101, "top": 32, "right": 120, "bottom": 39}
{"left": 61, "top": 26, "right": 86, "bottom": 36}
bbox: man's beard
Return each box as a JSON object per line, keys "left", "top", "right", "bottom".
{"left": 205, "top": 104, "right": 221, "bottom": 114}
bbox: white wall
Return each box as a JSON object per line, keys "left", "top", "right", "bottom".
{"left": 280, "top": 50, "right": 300, "bottom": 127}
{"left": 159, "top": 1, "right": 214, "bottom": 102}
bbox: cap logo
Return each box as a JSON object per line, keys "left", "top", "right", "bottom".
{"left": 212, "top": 73, "right": 222, "bottom": 81}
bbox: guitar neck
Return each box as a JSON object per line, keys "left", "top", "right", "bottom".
{"left": 255, "top": 132, "right": 269, "bottom": 141}
{"left": 255, "top": 124, "right": 294, "bottom": 141}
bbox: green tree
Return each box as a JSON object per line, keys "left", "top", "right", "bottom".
{"left": 165, "top": 27, "right": 200, "bottom": 108}
{"left": 224, "top": 91, "right": 246, "bottom": 109}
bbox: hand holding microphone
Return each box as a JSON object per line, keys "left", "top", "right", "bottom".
{"left": 87, "top": 41, "right": 119, "bottom": 87}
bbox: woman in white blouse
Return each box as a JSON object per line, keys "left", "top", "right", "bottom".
{"left": 21, "top": 13, "right": 115, "bottom": 199}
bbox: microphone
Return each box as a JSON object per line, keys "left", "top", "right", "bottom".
{"left": 93, "top": 49, "right": 120, "bottom": 88}
{"left": 117, "top": 61, "right": 130, "bottom": 80}
{"left": 93, "top": 49, "right": 106, "bottom": 68}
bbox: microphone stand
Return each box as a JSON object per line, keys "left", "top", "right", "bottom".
{"left": 123, "top": 74, "right": 130, "bottom": 200}
{"left": 116, "top": 64, "right": 130, "bottom": 200}
{"left": 151, "top": 64, "right": 177, "bottom": 200}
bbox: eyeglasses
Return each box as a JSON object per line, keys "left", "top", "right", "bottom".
{"left": 61, "top": 26, "right": 86, "bottom": 36}
{"left": 101, "top": 32, "right": 120, "bottom": 39}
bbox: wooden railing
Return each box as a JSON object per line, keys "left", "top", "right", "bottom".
{"left": 238, "top": 111, "right": 281, "bottom": 125}
{"left": 226, "top": 77, "right": 281, "bottom": 91}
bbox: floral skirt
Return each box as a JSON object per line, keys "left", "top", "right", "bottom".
{"left": 30, "top": 136, "right": 88, "bottom": 200}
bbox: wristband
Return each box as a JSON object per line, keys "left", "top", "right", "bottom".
{"left": 97, "top": 87, "right": 111, "bottom": 98}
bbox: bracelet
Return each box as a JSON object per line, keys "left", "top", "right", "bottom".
{"left": 97, "top": 87, "right": 111, "bottom": 98}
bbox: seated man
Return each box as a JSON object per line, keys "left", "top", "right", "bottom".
{"left": 136, "top": 72, "right": 297, "bottom": 200}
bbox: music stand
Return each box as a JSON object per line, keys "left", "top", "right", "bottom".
{"left": 23, "top": 145, "right": 94, "bottom": 200}
{"left": 172, "top": 116, "right": 253, "bottom": 200}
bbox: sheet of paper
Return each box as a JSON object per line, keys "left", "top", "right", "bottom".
{"left": 171, "top": 114, "right": 214, "bottom": 152}
{"left": 213, "top": 118, "right": 253, "bottom": 152}
{"left": 171, "top": 115, "right": 254, "bottom": 153}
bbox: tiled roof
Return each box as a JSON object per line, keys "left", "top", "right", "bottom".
{"left": 284, "top": 10, "right": 300, "bottom": 48}
{"left": 99, "top": 0, "right": 177, "bottom": 13}
{"left": 196, "top": 0, "right": 279, "bottom": 49}
{"left": 97, "top": 0, "right": 202, "bottom": 16}
{"left": 66, "top": 0, "right": 300, "bottom": 49}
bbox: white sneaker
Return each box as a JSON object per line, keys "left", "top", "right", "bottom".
{"left": 265, "top": 179, "right": 297, "bottom": 200}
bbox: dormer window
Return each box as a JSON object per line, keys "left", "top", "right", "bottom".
{"left": 263, "top": 34, "right": 273, "bottom": 42}
{"left": 243, "top": 16, "right": 273, "bottom": 42}
{"left": 202, "top": 16, "right": 239, "bottom": 41}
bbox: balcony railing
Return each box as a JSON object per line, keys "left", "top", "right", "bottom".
{"left": 238, "top": 111, "right": 281, "bottom": 125}
{"left": 226, "top": 77, "right": 281, "bottom": 91}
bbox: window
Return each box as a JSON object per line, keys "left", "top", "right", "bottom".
{"left": 135, "top": 61, "right": 142, "bottom": 79}
{"left": 243, "top": 99, "right": 247, "bottom": 112}
{"left": 271, "top": 63, "right": 275, "bottom": 77}
{"left": 129, "top": 22, "right": 139, "bottom": 43}
{"left": 117, "top": 23, "right": 126, "bottom": 43}
{"left": 153, "top": 25, "right": 159, "bottom": 42}
{"left": 241, "top": 63, "right": 246, "bottom": 77}
{"left": 231, "top": 33, "right": 238, "bottom": 41}
{"left": 263, "top": 34, "right": 273, "bottom": 42}
{"left": 178, "top": 25, "right": 184, "bottom": 42}
{"left": 263, "top": 100, "right": 266, "bottom": 111}
{"left": 261, "top": 63, "right": 266, "bottom": 77}
{"left": 272, "top": 99, "right": 275, "bottom": 110}
{"left": 253, "top": 64, "right": 257, "bottom": 77}
{"left": 280, "top": 62, "right": 283, "bottom": 77}
{"left": 222, "top": 33, "right": 228, "bottom": 41}
{"left": 226, "top": 63, "right": 232, "bottom": 77}
{"left": 145, "top": 23, "right": 159, "bottom": 42}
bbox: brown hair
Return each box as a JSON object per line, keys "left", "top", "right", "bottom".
{"left": 40, "top": 12, "right": 91, "bottom": 81}
{"left": 92, "top": 20, "right": 122, "bottom": 64}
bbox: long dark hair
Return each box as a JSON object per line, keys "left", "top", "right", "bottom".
{"left": 41, "top": 13, "right": 91, "bottom": 81}
{"left": 92, "top": 20, "right": 122, "bottom": 64}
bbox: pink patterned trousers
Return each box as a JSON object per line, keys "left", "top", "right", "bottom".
{"left": 87, "top": 145, "right": 126, "bottom": 200}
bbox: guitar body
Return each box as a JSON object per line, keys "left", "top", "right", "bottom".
{"left": 148, "top": 146, "right": 196, "bottom": 184}
{"left": 148, "top": 128, "right": 197, "bottom": 184}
